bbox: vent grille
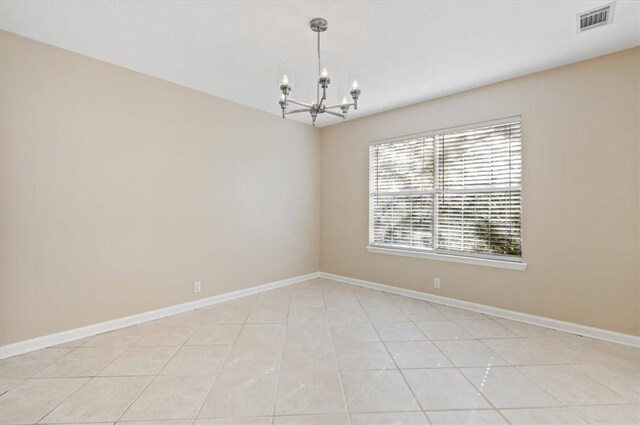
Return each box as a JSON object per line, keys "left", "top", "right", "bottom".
{"left": 578, "top": 3, "right": 614, "bottom": 32}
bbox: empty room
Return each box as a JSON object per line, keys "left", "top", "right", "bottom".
{"left": 0, "top": 1, "right": 638, "bottom": 424}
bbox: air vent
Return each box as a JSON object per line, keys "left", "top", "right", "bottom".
{"left": 577, "top": 3, "right": 614, "bottom": 32}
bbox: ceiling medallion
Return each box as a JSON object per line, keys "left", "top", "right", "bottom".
{"left": 278, "top": 18, "right": 361, "bottom": 126}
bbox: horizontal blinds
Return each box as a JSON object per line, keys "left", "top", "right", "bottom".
{"left": 437, "top": 121, "right": 521, "bottom": 258}
{"left": 372, "top": 194, "right": 433, "bottom": 249}
{"left": 370, "top": 137, "right": 434, "bottom": 193}
{"left": 440, "top": 121, "right": 521, "bottom": 190}
{"left": 437, "top": 191, "right": 522, "bottom": 257}
{"left": 370, "top": 119, "right": 522, "bottom": 260}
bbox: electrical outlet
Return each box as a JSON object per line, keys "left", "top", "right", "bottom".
{"left": 433, "top": 277, "right": 441, "bottom": 289}
{"left": 194, "top": 281, "right": 201, "bottom": 293}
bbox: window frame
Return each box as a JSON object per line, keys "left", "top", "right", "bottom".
{"left": 368, "top": 116, "right": 526, "bottom": 271}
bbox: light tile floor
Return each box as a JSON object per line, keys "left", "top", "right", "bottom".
{"left": 1, "top": 278, "right": 638, "bottom": 425}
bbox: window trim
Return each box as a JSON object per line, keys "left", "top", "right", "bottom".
{"left": 366, "top": 246, "right": 527, "bottom": 270}
{"left": 369, "top": 116, "right": 521, "bottom": 146}
{"left": 368, "top": 116, "right": 525, "bottom": 269}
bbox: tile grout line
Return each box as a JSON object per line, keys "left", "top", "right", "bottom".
{"left": 31, "top": 341, "right": 139, "bottom": 424}
{"left": 415, "top": 303, "right": 636, "bottom": 421}
{"left": 514, "top": 363, "right": 631, "bottom": 409}
{"left": 400, "top": 297, "right": 516, "bottom": 424}
{"left": 352, "top": 289, "right": 433, "bottom": 425}
{"left": 322, "top": 282, "right": 353, "bottom": 425}
{"left": 0, "top": 346, "right": 71, "bottom": 408}
{"left": 565, "top": 363, "right": 635, "bottom": 403}
{"left": 385, "top": 294, "right": 439, "bottom": 425}
{"left": 486, "top": 331, "right": 637, "bottom": 405}
{"left": 32, "top": 376, "right": 91, "bottom": 424}
{"left": 23, "top": 346, "right": 78, "bottom": 380}
{"left": 113, "top": 324, "right": 197, "bottom": 424}
{"left": 386, "top": 291, "right": 516, "bottom": 424}
{"left": 115, "top": 305, "right": 235, "bottom": 422}
{"left": 267, "top": 288, "right": 291, "bottom": 423}
{"left": 16, "top": 404, "right": 638, "bottom": 424}
{"left": 443, "top": 360, "right": 514, "bottom": 424}
{"left": 194, "top": 293, "right": 258, "bottom": 422}
{"left": 433, "top": 318, "right": 522, "bottom": 423}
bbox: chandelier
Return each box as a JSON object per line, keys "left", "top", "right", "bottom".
{"left": 278, "top": 18, "right": 361, "bottom": 126}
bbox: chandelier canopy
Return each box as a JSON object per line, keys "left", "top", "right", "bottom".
{"left": 278, "top": 18, "right": 361, "bottom": 126}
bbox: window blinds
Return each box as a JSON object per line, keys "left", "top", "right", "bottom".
{"left": 370, "top": 119, "right": 522, "bottom": 260}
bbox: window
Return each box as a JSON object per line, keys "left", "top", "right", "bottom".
{"left": 369, "top": 117, "right": 523, "bottom": 268}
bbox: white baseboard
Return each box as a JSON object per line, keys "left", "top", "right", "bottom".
{"left": 0, "top": 272, "right": 320, "bottom": 359}
{"left": 3, "top": 270, "right": 637, "bottom": 359}
{"left": 319, "top": 272, "right": 640, "bottom": 348}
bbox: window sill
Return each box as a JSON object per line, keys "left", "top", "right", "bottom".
{"left": 366, "top": 246, "right": 527, "bottom": 271}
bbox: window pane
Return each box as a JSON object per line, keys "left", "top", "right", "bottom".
{"left": 372, "top": 194, "right": 433, "bottom": 249}
{"left": 437, "top": 191, "right": 522, "bottom": 257}
{"left": 439, "top": 122, "right": 521, "bottom": 190}
{"left": 371, "top": 137, "right": 434, "bottom": 193}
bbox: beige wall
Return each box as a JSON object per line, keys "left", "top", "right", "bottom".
{"left": 320, "top": 48, "right": 640, "bottom": 336}
{"left": 0, "top": 32, "right": 321, "bottom": 345}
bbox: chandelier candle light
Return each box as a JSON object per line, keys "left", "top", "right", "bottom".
{"left": 278, "top": 18, "right": 361, "bottom": 126}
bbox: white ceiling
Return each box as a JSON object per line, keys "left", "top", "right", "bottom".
{"left": 1, "top": 1, "right": 639, "bottom": 127}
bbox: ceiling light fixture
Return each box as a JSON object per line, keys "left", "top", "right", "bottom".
{"left": 278, "top": 18, "right": 361, "bottom": 126}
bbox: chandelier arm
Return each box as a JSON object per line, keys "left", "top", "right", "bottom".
{"left": 285, "top": 108, "right": 313, "bottom": 115}
{"left": 287, "top": 98, "right": 313, "bottom": 108}
{"left": 324, "top": 110, "right": 345, "bottom": 119}
{"left": 325, "top": 102, "right": 354, "bottom": 110}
